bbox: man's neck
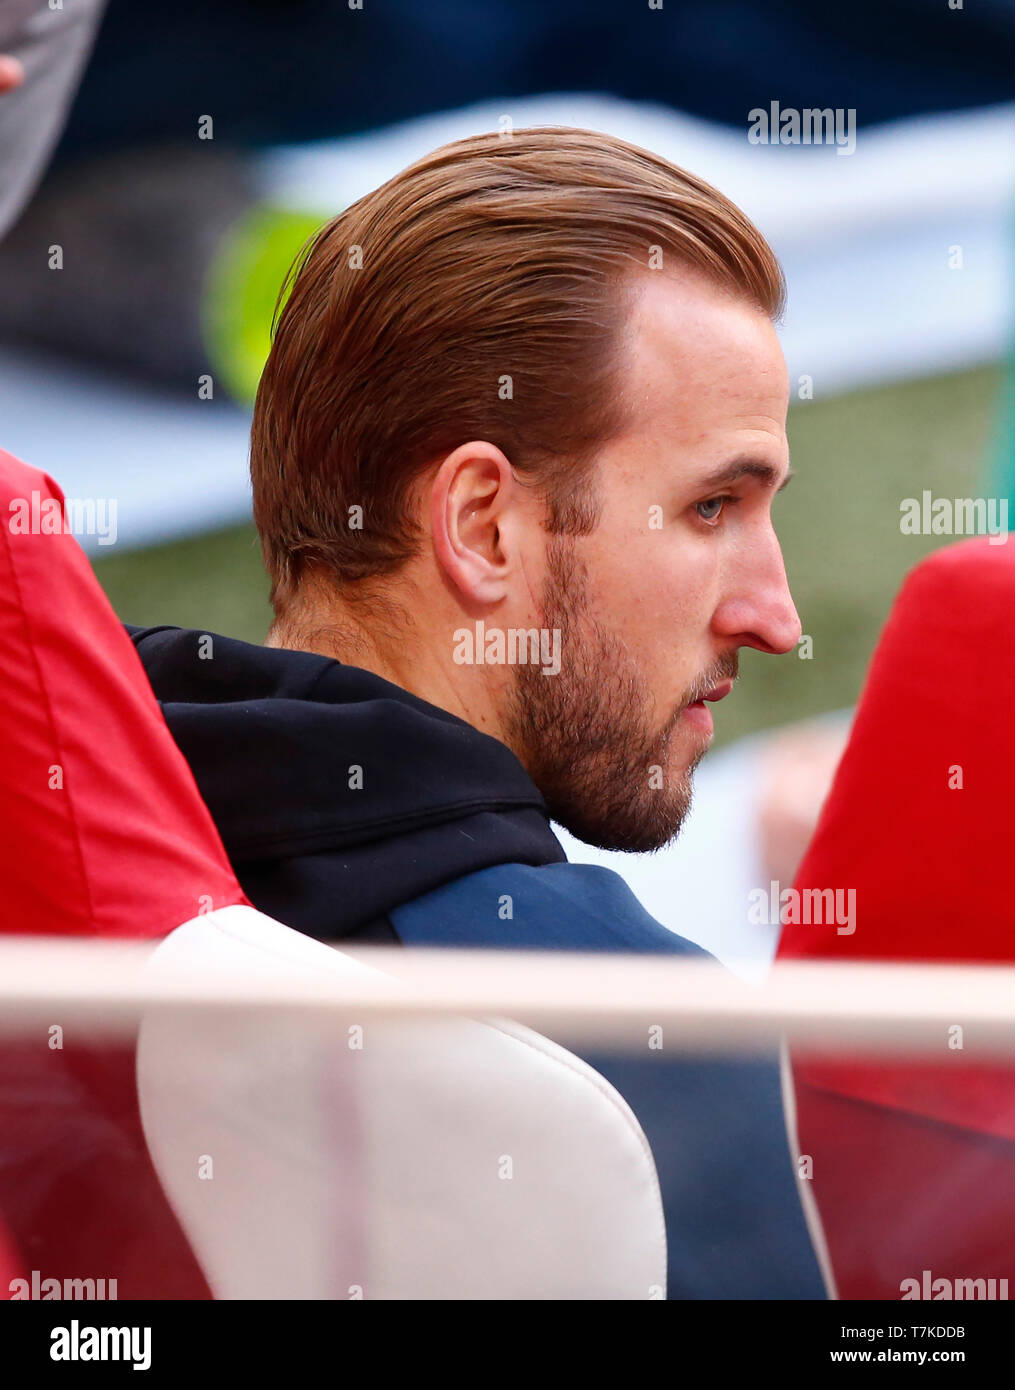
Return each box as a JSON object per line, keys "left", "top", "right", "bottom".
{"left": 266, "top": 609, "right": 509, "bottom": 741}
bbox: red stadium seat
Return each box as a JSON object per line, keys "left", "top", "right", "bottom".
{"left": 780, "top": 537, "right": 1015, "bottom": 1300}
{"left": 0, "top": 449, "right": 236, "bottom": 1296}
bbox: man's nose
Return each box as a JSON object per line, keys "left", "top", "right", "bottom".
{"left": 712, "top": 537, "right": 802, "bottom": 655}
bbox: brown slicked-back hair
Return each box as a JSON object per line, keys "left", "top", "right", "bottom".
{"left": 250, "top": 126, "right": 784, "bottom": 615}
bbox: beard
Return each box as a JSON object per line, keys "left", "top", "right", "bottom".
{"left": 504, "top": 535, "right": 738, "bottom": 853}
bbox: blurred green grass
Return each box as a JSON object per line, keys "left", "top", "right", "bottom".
{"left": 97, "top": 516, "right": 272, "bottom": 646}
{"left": 94, "top": 363, "right": 1004, "bottom": 744}
{"left": 730, "top": 363, "right": 1002, "bottom": 745}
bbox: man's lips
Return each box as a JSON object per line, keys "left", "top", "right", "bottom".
{"left": 680, "top": 678, "right": 734, "bottom": 734}
{"left": 701, "top": 679, "right": 734, "bottom": 704}
{"left": 683, "top": 679, "right": 734, "bottom": 710}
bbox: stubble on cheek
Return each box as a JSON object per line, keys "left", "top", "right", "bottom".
{"left": 503, "top": 542, "right": 708, "bottom": 852}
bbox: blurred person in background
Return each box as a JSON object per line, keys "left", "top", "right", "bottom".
{"left": 0, "top": 0, "right": 105, "bottom": 238}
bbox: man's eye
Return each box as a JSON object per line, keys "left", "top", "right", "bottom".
{"left": 695, "top": 496, "right": 728, "bottom": 522}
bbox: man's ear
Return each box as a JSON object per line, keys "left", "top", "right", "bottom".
{"left": 430, "top": 441, "right": 522, "bottom": 606}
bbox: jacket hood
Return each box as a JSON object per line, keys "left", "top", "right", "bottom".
{"left": 127, "top": 625, "right": 566, "bottom": 939}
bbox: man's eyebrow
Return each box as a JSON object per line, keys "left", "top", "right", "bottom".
{"left": 695, "top": 459, "right": 794, "bottom": 492}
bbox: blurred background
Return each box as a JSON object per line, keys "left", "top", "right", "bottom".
{"left": 0, "top": 0, "right": 1013, "bottom": 759}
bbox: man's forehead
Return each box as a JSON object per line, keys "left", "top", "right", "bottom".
{"left": 618, "top": 270, "right": 790, "bottom": 427}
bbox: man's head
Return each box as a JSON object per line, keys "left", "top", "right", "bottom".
{"left": 251, "top": 127, "right": 800, "bottom": 852}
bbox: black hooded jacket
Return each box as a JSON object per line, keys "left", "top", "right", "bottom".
{"left": 126, "top": 624, "right": 566, "bottom": 943}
